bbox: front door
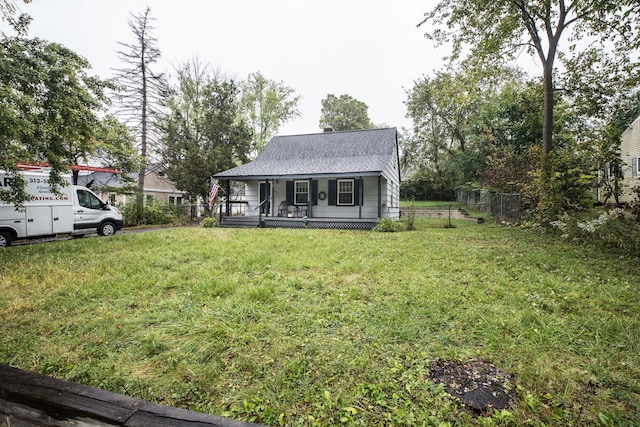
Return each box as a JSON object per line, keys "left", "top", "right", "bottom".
{"left": 259, "top": 182, "right": 272, "bottom": 215}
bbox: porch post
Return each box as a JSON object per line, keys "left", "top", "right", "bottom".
{"left": 359, "top": 176, "right": 363, "bottom": 219}
{"left": 266, "top": 179, "right": 271, "bottom": 217}
{"left": 225, "top": 180, "right": 231, "bottom": 216}
{"left": 377, "top": 175, "right": 382, "bottom": 218}
{"left": 308, "top": 178, "right": 312, "bottom": 218}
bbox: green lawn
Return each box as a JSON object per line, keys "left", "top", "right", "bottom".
{"left": 400, "top": 200, "right": 459, "bottom": 208}
{"left": 1, "top": 219, "right": 638, "bottom": 426}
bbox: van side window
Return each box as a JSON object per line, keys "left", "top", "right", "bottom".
{"left": 77, "top": 189, "right": 103, "bottom": 210}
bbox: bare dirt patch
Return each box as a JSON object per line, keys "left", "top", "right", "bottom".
{"left": 428, "top": 358, "right": 515, "bottom": 414}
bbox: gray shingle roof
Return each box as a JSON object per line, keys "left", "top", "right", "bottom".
{"left": 77, "top": 164, "right": 161, "bottom": 190}
{"left": 215, "top": 127, "right": 397, "bottom": 179}
{"left": 77, "top": 171, "right": 129, "bottom": 189}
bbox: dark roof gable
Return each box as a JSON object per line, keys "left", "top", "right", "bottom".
{"left": 215, "top": 127, "right": 397, "bottom": 179}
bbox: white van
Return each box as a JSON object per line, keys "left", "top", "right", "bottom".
{"left": 0, "top": 170, "right": 123, "bottom": 247}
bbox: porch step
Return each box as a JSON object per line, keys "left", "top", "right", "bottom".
{"left": 220, "top": 216, "right": 260, "bottom": 228}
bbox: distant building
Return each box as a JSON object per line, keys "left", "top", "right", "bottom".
{"left": 78, "top": 164, "right": 188, "bottom": 207}
{"left": 620, "top": 115, "right": 640, "bottom": 204}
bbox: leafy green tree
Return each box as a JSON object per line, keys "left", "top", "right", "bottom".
{"left": 0, "top": 35, "right": 117, "bottom": 204}
{"left": 403, "top": 66, "right": 524, "bottom": 192}
{"left": 160, "top": 62, "right": 251, "bottom": 210}
{"left": 240, "top": 71, "right": 300, "bottom": 156}
{"left": 0, "top": 2, "right": 138, "bottom": 205}
{"left": 420, "top": 0, "right": 640, "bottom": 221}
{"left": 88, "top": 115, "right": 141, "bottom": 188}
{"left": 472, "top": 80, "right": 543, "bottom": 192}
{"left": 319, "top": 94, "right": 375, "bottom": 131}
{"left": 112, "top": 6, "right": 167, "bottom": 219}
{"left": 1, "top": 0, "right": 31, "bottom": 36}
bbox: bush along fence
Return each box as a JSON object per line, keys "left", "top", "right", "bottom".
{"left": 457, "top": 188, "right": 521, "bottom": 222}
{"left": 119, "top": 201, "right": 249, "bottom": 226}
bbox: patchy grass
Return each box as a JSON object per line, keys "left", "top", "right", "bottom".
{"left": 400, "top": 200, "right": 459, "bottom": 208}
{"left": 1, "top": 219, "right": 639, "bottom": 426}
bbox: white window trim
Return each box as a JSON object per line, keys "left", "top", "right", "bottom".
{"left": 337, "top": 179, "right": 355, "bottom": 206}
{"left": 294, "top": 180, "right": 309, "bottom": 205}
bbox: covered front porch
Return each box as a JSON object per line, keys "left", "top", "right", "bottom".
{"left": 212, "top": 127, "right": 401, "bottom": 229}
{"left": 216, "top": 174, "right": 392, "bottom": 229}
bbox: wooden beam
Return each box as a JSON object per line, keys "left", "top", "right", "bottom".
{"left": 225, "top": 180, "right": 231, "bottom": 216}
{"left": 0, "top": 364, "right": 264, "bottom": 427}
{"left": 359, "top": 176, "right": 363, "bottom": 219}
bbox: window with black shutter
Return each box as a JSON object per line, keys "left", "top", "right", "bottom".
{"left": 295, "top": 180, "right": 309, "bottom": 205}
{"left": 337, "top": 179, "right": 354, "bottom": 205}
{"left": 328, "top": 179, "right": 360, "bottom": 206}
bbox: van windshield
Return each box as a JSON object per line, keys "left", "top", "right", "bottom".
{"left": 77, "top": 189, "right": 103, "bottom": 210}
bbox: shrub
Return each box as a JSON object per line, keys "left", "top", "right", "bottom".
{"left": 143, "top": 203, "right": 180, "bottom": 225}
{"left": 550, "top": 209, "right": 640, "bottom": 254}
{"left": 373, "top": 217, "right": 404, "bottom": 232}
{"left": 630, "top": 185, "right": 640, "bottom": 222}
{"left": 404, "top": 199, "right": 417, "bottom": 231}
{"left": 201, "top": 217, "right": 218, "bottom": 228}
{"left": 119, "top": 201, "right": 186, "bottom": 226}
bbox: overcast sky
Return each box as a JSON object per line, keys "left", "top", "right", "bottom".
{"left": 20, "top": 0, "right": 452, "bottom": 136}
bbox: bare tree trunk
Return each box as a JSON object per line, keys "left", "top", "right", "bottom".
{"left": 137, "top": 55, "right": 148, "bottom": 218}
{"left": 538, "top": 35, "right": 559, "bottom": 224}
{"left": 114, "top": 6, "right": 164, "bottom": 224}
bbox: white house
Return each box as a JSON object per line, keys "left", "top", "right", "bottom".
{"left": 620, "top": 115, "right": 640, "bottom": 204}
{"left": 214, "top": 128, "right": 401, "bottom": 229}
{"left": 78, "top": 164, "right": 188, "bottom": 207}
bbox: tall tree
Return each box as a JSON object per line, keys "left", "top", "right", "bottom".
{"left": 160, "top": 62, "right": 251, "bottom": 209}
{"left": 0, "top": 36, "right": 117, "bottom": 204}
{"left": 420, "top": 0, "right": 640, "bottom": 220}
{"left": 319, "top": 94, "right": 375, "bottom": 131}
{"left": 1, "top": 0, "right": 31, "bottom": 36}
{"left": 473, "top": 80, "right": 544, "bottom": 193}
{"left": 113, "top": 6, "right": 166, "bottom": 218}
{"left": 0, "top": 2, "right": 138, "bottom": 204}
{"left": 404, "top": 66, "right": 524, "bottom": 189}
{"left": 240, "top": 71, "right": 300, "bottom": 157}
{"left": 90, "top": 115, "right": 141, "bottom": 185}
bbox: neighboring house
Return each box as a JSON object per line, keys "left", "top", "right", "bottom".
{"left": 78, "top": 164, "right": 188, "bottom": 207}
{"left": 214, "top": 127, "right": 401, "bottom": 229}
{"left": 620, "top": 115, "right": 640, "bottom": 204}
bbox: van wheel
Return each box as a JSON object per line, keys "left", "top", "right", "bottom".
{"left": 98, "top": 221, "right": 117, "bottom": 237}
{"left": 0, "top": 231, "right": 11, "bottom": 248}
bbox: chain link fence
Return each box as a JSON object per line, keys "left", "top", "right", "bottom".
{"left": 457, "top": 188, "right": 521, "bottom": 222}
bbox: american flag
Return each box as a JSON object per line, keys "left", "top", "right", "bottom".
{"left": 208, "top": 179, "right": 220, "bottom": 210}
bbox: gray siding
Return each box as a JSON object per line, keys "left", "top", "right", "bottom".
{"left": 621, "top": 116, "right": 640, "bottom": 203}
{"left": 244, "top": 176, "right": 398, "bottom": 219}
